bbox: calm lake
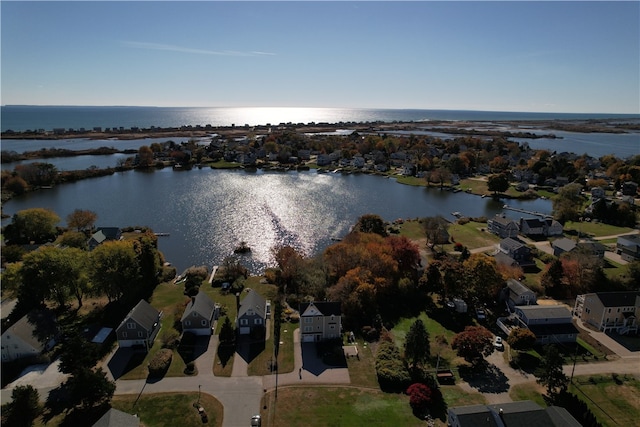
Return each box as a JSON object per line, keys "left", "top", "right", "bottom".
{"left": 1, "top": 169, "right": 552, "bottom": 273}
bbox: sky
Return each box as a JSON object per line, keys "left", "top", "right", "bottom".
{"left": 1, "top": 1, "right": 639, "bottom": 114}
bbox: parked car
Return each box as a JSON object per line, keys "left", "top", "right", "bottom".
{"left": 476, "top": 308, "right": 486, "bottom": 320}
{"left": 251, "top": 415, "right": 261, "bottom": 427}
{"left": 493, "top": 336, "right": 504, "bottom": 351}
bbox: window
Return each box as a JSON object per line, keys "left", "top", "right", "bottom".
{"left": 330, "top": 325, "right": 335, "bottom": 330}
{"left": 127, "top": 322, "right": 136, "bottom": 329}
{"left": 185, "top": 321, "right": 191, "bottom": 326}
{"left": 201, "top": 320, "right": 207, "bottom": 326}
{"left": 304, "top": 326, "right": 313, "bottom": 332}
{"left": 122, "top": 332, "right": 127, "bottom": 338}
{"left": 304, "top": 317, "right": 313, "bottom": 324}
{"left": 240, "top": 319, "right": 248, "bottom": 326}
{"left": 255, "top": 318, "right": 263, "bottom": 325}
{"left": 138, "top": 331, "right": 143, "bottom": 338}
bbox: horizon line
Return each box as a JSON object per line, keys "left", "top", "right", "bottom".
{"left": 2, "top": 104, "right": 639, "bottom": 117}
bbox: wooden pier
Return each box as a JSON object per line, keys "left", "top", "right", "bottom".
{"left": 502, "top": 204, "right": 552, "bottom": 219}
{"left": 208, "top": 265, "right": 219, "bottom": 284}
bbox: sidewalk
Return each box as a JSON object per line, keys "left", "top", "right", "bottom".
{"left": 574, "top": 318, "right": 640, "bottom": 359}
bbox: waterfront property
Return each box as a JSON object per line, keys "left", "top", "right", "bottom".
{"left": 116, "top": 300, "right": 162, "bottom": 351}
{"left": 502, "top": 279, "right": 537, "bottom": 310}
{"left": 487, "top": 215, "right": 519, "bottom": 239}
{"left": 573, "top": 291, "right": 640, "bottom": 334}
{"left": 181, "top": 291, "right": 218, "bottom": 336}
{"left": 299, "top": 301, "right": 342, "bottom": 343}
{"left": 497, "top": 238, "right": 535, "bottom": 269}
{"left": 88, "top": 227, "right": 122, "bottom": 250}
{"left": 237, "top": 289, "right": 266, "bottom": 337}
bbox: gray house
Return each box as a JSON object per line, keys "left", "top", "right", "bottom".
{"left": 514, "top": 305, "right": 578, "bottom": 344}
{"left": 487, "top": 215, "right": 519, "bottom": 239}
{"left": 616, "top": 234, "right": 640, "bottom": 262}
{"left": 181, "top": 291, "right": 217, "bottom": 336}
{"left": 116, "top": 300, "right": 162, "bottom": 351}
{"left": 237, "top": 289, "right": 266, "bottom": 337}
{"left": 505, "top": 279, "right": 537, "bottom": 309}
{"left": 88, "top": 227, "right": 122, "bottom": 250}
{"left": 448, "top": 400, "right": 581, "bottom": 427}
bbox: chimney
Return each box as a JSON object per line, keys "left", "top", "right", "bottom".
{"left": 236, "top": 292, "right": 241, "bottom": 312}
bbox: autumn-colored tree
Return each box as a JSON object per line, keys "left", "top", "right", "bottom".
{"left": 90, "top": 240, "right": 141, "bottom": 302}
{"left": 66, "top": 208, "right": 97, "bottom": 232}
{"left": 387, "top": 235, "right": 421, "bottom": 275}
{"left": 272, "top": 245, "right": 304, "bottom": 293}
{"left": 451, "top": 325, "right": 494, "bottom": 364}
{"left": 3, "top": 175, "right": 28, "bottom": 195}
{"left": 463, "top": 253, "right": 503, "bottom": 303}
{"left": 421, "top": 216, "right": 449, "bottom": 248}
{"left": 58, "top": 230, "right": 88, "bottom": 249}
{"left": 507, "top": 327, "right": 537, "bottom": 351}
{"left": 138, "top": 145, "right": 155, "bottom": 167}
{"left": 406, "top": 383, "right": 434, "bottom": 415}
{"left": 8, "top": 208, "right": 60, "bottom": 243}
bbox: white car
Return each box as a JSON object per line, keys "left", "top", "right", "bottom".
{"left": 493, "top": 336, "right": 504, "bottom": 350}
{"left": 251, "top": 415, "right": 261, "bottom": 427}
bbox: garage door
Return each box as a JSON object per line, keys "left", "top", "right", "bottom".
{"left": 239, "top": 327, "right": 250, "bottom": 335}
{"left": 302, "top": 334, "right": 314, "bottom": 342}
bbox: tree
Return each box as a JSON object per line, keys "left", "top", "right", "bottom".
{"left": 272, "top": 245, "right": 304, "bottom": 293}
{"left": 137, "top": 145, "right": 155, "bottom": 167}
{"left": 487, "top": 173, "right": 510, "bottom": 195}
{"left": 536, "top": 345, "right": 569, "bottom": 399}
{"left": 507, "top": 327, "right": 537, "bottom": 352}
{"left": 66, "top": 209, "right": 97, "bottom": 232}
{"left": 541, "top": 258, "right": 565, "bottom": 298}
{"left": 219, "top": 316, "right": 236, "bottom": 345}
{"left": 451, "top": 325, "right": 494, "bottom": 364}
{"left": 406, "top": 383, "right": 434, "bottom": 416}
{"left": 58, "top": 333, "right": 99, "bottom": 375}
{"left": 58, "top": 230, "right": 88, "bottom": 249}
{"left": 421, "top": 216, "right": 449, "bottom": 249}
{"left": 354, "top": 214, "right": 387, "bottom": 237}
{"left": 90, "top": 240, "right": 140, "bottom": 302}
{"left": 404, "top": 319, "right": 430, "bottom": 368}
{"left": 552, "top": 183, "right": 584, "bottom": 223}
{"left": 65, "top": 367, "right": 115, "bottom": 410}
{"left": 10, "top": 208, "right": 60, "bottom": 243}
{"left": 19, "top": 246, "right": 89, "bottom": 309}
{"left": 3, "top": 175, "right": 28, "bottom": 195}
{"left": 463, "top": 253, "right": 503, "bottom": 303}
{"left": 1, "top": 385, "right": 42, "bottom": 427}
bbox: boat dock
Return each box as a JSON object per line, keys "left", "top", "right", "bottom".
{"left": 208, "top": 265, "right": 219, "bottom": 284}
{"left": 502, "top": 205, "right": 552, "bottom": 219}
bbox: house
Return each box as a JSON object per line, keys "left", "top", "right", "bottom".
{"left": 544, "top": 218, "right": 564, "bottom": 237}
{"left": 504, "top": 279, "right": 537, "bottom": 309}
{"left": 513, "top": 305, "right": 578, "bottom": 344}
{"left": 299, "top": 301, "right": 342, "bottom": 342}
{"left": 487, "top": 215, "right": 519, "bottom": 239}
{"left": 1, "top": 312, "right": 57, "bottom": 362}
{"left": 448, "top": 400, "right": 581, "bottom": 427}
{"left": 552, "top": 238, "right": 577, "bottom": 257}
{"left": 88, "top": 227, "right": 122, "bottom": 250}
{"left": 116, "top": 300, "right": 162, "bottom": 351}
{"left": 591, "top": 186, "right": 606, "bottom": 199}
{"left": 519, "top": 218, "right": 546, "bottom": 238}
{"left": 92, "top": 408, "right": 140, "bottom": 427}
{"left": 498, "top": 238, "right": 535, "bottom": 268}
{"left": 237, "top": 289, "right": 266, "bottom": 337}
{"left": 573, "top": 291, "right": 639, "bottom": 334}
{"left": 616, "top": 234, "right": 640, "bottom": 261}
{"left": 181, "top": 292, "right": 218, "bottom": 336}
{"left": 621, "top": 181, "right": 638, "bottom": 196}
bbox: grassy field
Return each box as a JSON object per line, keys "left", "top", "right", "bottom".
{"left": 563, "top": 221, "right": 635, "bottom": 238}
{"left": 248, "top": 323, "right": 295, "bottom": 376}
{"left": 508, "top": 382, "right": 547, "bottom": 407}
{"left": 569, "top": 374, "right": 640, "bottom": 427}
{"left": 263, "top": 387, "right": 425, "bottom": 427}
{"left": 112, "top": 392, "right": 223, "bottom": 427}
{"left": 345, "top": 339, "right": 379, "bottom": 389}
{"left": 396, "top": 219, "right": 498, "bottom": 251}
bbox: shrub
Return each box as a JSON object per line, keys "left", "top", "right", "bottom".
{"left": 148, "top": 349, "right": 172, "bottom": 378}
{"left": 375, "top": 340, "right": 411, "bottom": 390}
{"left": 184, "top": 361, "right": 197, "bottom": 376}
{"left": 361, "top": 326, "right": 380, "bottom": 342}
{"left": 406, "top": 383, "right": 434, "bottom": 415}
{"left": 160, "top": 328, "right": 181, "bottom": 349}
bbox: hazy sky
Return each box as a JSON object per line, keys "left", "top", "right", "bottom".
{"left": 2, "top": 1, "right": 639, "bottom": 113}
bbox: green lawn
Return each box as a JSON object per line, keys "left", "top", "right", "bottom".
{"left": 570, "top": 375, "right": 640, "bottom": 427}
{"left": 346, "top": 339, "right": 379, "bottom": 389}
{"left": 396, "top": 219, "right": 499, "bottom": 251}
{"left": 263, "top": 387, "right": 425, "bottom": 427}
{"left": 563, "top": 221, "right": 635, "bottom": 238}
{"left": 112, "top": 392, "right": 223, "bottom": 427}
{"left": 248, "top": 322, "right": 295, "bottom": 376}
{"left": 508, "top": 382, "right": 547, "bottom": 407}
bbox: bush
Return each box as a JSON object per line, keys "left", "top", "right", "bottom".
{"left": 406, "top": 383, "right": 434, "bottom": 415}
{"left": 160, "top": 328, "right": 181, "bottom": 349}
{"left": 148, "top": 349, "right": 172, "bottom": 378}
{"left": 184, "top": 361, "right": 197, "bottom": 376}
{"left": 361, "top": 326, "right": 380, "bottom": 342}
{"left": 375, "top": 340, "right": 411, "bottom": 390}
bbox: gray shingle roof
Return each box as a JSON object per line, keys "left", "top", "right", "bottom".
{"left": 119, "top": 300, "right": 160, "bottom": 332}
{"left": 181, "top": 291, "right": 216, "bottom": 322}
{"left": 299, "top": 301, "right": 341, "bottom": 316}
{"left": 595, "top": 291, "right": 640, "bottom": 307}
{"left": 238, "top": 289, "right": 266, "bottom": 318}
{"left": 92, "top": 408, "right": 139, "bottom": 427}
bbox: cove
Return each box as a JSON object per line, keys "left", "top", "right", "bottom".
{"left": 1, "top": 169, "right": 552, "bottom": 273}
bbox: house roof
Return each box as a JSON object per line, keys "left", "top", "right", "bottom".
{"left": 181, "top": 291, "right": 216, "bottom": 322}
{"left": 494, "top": 252, "right": 518, "bottom": 267}
{"left": 490, "top": 215, "right": 518, "bottom": 227}
{"left": 500, "top": 237, "right": 527, "bottom": 252}
{"left": 118, "top": 300, "right": 160, "bottom": 332}
{"left": 238, "top": 289, "right": 266, "bottom": 319}
{"left": 517, "top": 305, "right": 572, "bottom": 321}
{"left": 552, "top": 238, "right": 576, "bottom": 252}
{"left": 507, "top": 279, "right": 534, "bottom": 297}
{"left": 617, "top": 234, "right": 640, "bottom": 248}
{"left": 594, "top": 291, "right": 640, "bottom": 307}
{"left": 450, "top": 401, "right": 581, "bottom": 427}
{"left": 521, "top": 218, "right": 545, "bottom": 228}
{"left": 299, "top": 301, "right": 341, "bottom": 317}
{"left": 92, "top": 408, "right": 139, "bottom": 427}
{"left": 1, "top": 314, "right": 46, "bottom": 353}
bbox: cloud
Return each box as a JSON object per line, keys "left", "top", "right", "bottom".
{"left": 123, "top": 41, "right": 275, "bottom": 57}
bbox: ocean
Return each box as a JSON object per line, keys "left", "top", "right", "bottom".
{"left": 2, "top": 105, "right": 639, "bottom": 133}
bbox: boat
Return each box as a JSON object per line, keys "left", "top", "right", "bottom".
{"left": 451, "top": 212, "right": 462, "bottom": 218}
{"left": 233, "top": 241, "right": 251, "bottom": 254}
